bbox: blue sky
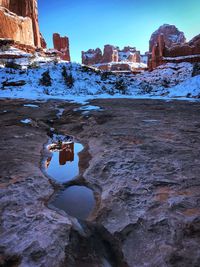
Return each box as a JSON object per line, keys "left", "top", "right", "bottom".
{"left": 38, "top": 0, "right": 200, "bottom": 62}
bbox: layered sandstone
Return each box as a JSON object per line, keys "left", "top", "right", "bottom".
{"left": 0, "top": 7, "right": 34, "bottom": 46}
{"left": 101, "top": 45, "right": 119, "bottom": 63}
{"left": 81, "top": 48, "right": 102, "bottom": 65}
{"left": 149, "top": 24, "right": 186, "bottom": 51}
{"left": 0, "top": 0, "right": 41, "bottom": 47}
{"left": 118, "top": 46, "right": 140, "bottom": 63}
{"left": 82, "top": 45, "right": 142, "bottom": 68}
{"left": 53, "top": 33, "right": 70, "bottom": 61}
{"left": 148, "top": 24, "right": 200, "bottom": 70}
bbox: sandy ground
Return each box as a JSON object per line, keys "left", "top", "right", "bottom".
{"left": 0, "top": 98, "right": 200, "bottom": 267}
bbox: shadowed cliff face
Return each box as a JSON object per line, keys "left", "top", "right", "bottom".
{"left": 0, "top": 0, "right": 41, "bottom": 47}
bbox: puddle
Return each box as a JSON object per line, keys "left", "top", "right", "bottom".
{"left": 142, "top": 119, "right": 159, "bottom": 123}
{"left": 23, "top": 104, "right": 39, "bottom": 108}
{"left": 51, "top": 185, "right": 95, "bottom": 220}
{"left": 56, "top": 108, "right": 65, "bottom": 118}
{"left": 45, "top": 134, "right": 95, "bottom": 220}
{"left": 21, "top": 118, "right": 32, "bottom": 124}
{"left": 74, "top": 105, "right": 103, "bottom": 115}
{"left": 45, "top": 139, "right": 83, "bottom": 183}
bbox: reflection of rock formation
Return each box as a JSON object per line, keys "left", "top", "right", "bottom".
{"left": 59, "top": 143, "right": 74, "bottom": 166}
{"left": 45, "top": 157, "right": 52, "bottom": 168}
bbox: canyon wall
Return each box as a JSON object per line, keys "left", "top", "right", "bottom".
{"left": 0, "top": 7, "right": 34, "bottom": 46}
{"left": 148, "top": 24, "right": 200, "bottom": 70}
{"left": 0, "top": 0, "right": 41, "bottom": 47}
{"left": 53, "top": 33, "right": 71, "bottom": 61}
{"left": 82, "top": 45, "right": 141, "bottom": 66}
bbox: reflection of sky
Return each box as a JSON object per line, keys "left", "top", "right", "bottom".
{"left": 38, "top": 0, "right": 200, "bottom": 62}
{"left": 52, "top": 186, "right": 95, "bottom": 219}
{"left": 46, "top": 143, "right": 83, "bottom": 182}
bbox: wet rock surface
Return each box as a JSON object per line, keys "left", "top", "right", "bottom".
{"left": 0, "top": 98, "right": 200, "bottom": 266}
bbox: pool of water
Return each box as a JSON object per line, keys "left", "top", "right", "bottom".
{"left": 51, "top": 185, "right": 95, "bottom": 220}
{"left": 45, "top": 141, "right": 83, "bottom": 183}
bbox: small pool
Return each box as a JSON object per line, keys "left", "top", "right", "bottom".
{"left": 45, "top": 141, "right": 83, "bottom": 183}
{"left": 51, "top": 185, "right": 95, "bottom": 220}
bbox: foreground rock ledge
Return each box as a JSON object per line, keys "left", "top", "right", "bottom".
{"left": 0, "top": 98, "right": 200, "bottom": 267}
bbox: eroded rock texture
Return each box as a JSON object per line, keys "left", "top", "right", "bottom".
{"left": 82, "top": 48, "right": 103, "bottom": 65}
{"left": 0, "top": 99, "right": 200, "bottom": 266}
{"left": 148, "top": 24, "right": 200, "bottom": 70}
{"left": 149, "top": 24, "right": 186, "bottom": 51}
{"left": 53, "top": 33, "right": 71, "bottom": 61}
{"left": 0, "top": 6, "right": 34, "bottom": 46}
{"left": 82, "top": 45, "right": 141, "bottom": 66}
{"left": 0, "top": 0, "right": 41, "bottom": 47}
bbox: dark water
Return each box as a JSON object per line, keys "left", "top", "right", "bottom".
{"left": 52, "top": 186, "right": 95, "bottom": 219}
{"left": 45, "top": 142, "right": 83, "bottom": 182}
{"left": 45, "top": 139, "right": 95, "bottom": 219}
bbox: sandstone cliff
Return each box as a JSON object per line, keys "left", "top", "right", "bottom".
{"left": 82, "top": 45, "right": 141, "bottom": 66}
{"left": 149, "top": 24, "right": 186, "bottom": 51}
{"left": 81, "top": 48, "right": 102, "bottom": 65}
{"left": 148, "top": 24, "right": 200, "bottom": 70}
{"left": 0, "top": 0, "right": 41, "bottom": 47}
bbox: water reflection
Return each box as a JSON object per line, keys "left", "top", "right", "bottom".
{"left": 52, "top": 186, "right": 95, "bottom": 219}
{"left": 45, "top": 141, "right": 83, "bottom": 182}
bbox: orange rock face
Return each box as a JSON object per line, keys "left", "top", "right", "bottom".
{"left": 53, "top": 33, "right": 70, "bottom": 61}
{"left": 0, "top": 7, "right": 34, "bottom": 46}
{"left": 0, "top": 0, "right": 42, "bottom": 47}
{"left": 101, "top": 45, "right": 119, "bottom": 63}
{"left": 148, "top": 24, "right": 200, "bottom": 70}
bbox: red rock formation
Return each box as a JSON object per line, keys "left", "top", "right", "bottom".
{"left": 101, "top": 45, "right": 119, "bottom": 63}
{"left": 82, "top": 48, "right": 102, "bottom": 65}
{"left": 149, "top": 24, "right": 186, "bottom": 51}
{"left": 0, "top": 7, "right": 34, "bottom": 46}
{"left": 59, "top": 143, "right": 74, "bottom": 165}
{"left": 82, "top": 45, "right": 142, "bottom": 67}
{"left": 118, "top": 46, "right": 140, "bottom": 63}
{"left": 148, "top": 24, "right": 200, "bottom": 70}
{"left": 53, "top": 33, "right": 70, "bottom": 61}
{"left": 40, "top": 33, "right": 47, "bottom": 49}
{"left": 0, "top": 0, "right": 41, "bottom": 47}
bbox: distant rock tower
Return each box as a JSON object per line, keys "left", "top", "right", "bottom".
{"left": 53, "top": 33, "right": 71, "bottom": 61}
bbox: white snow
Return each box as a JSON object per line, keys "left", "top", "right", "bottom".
{"left": 0, "top": 50, "right": 199, "bottom": 102}
{"left": 168, "top": 75, "right": 200, "bottom": 98}
{"left": 0, "top": 46, "right": 31, "bottom": 57}
{"left": 164, "top": 54, "right": 200, "bottom": 60}
{"left": 21, "top": 119, "right": 32, "bottom": 124}
{"left": 23, "top": 104, "right": 39, "bottom": 108}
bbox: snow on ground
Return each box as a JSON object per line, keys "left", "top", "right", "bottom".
{"left": 0, "top": 51, "right": 200, "bottom": 103}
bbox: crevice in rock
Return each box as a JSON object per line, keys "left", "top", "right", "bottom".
{"left": 64, "top": 222, "right": 129, "bottom": 267}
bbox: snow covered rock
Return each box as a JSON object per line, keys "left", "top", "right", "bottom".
{"left": 149, "top": 24, "right": 186, "bottom": 51}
